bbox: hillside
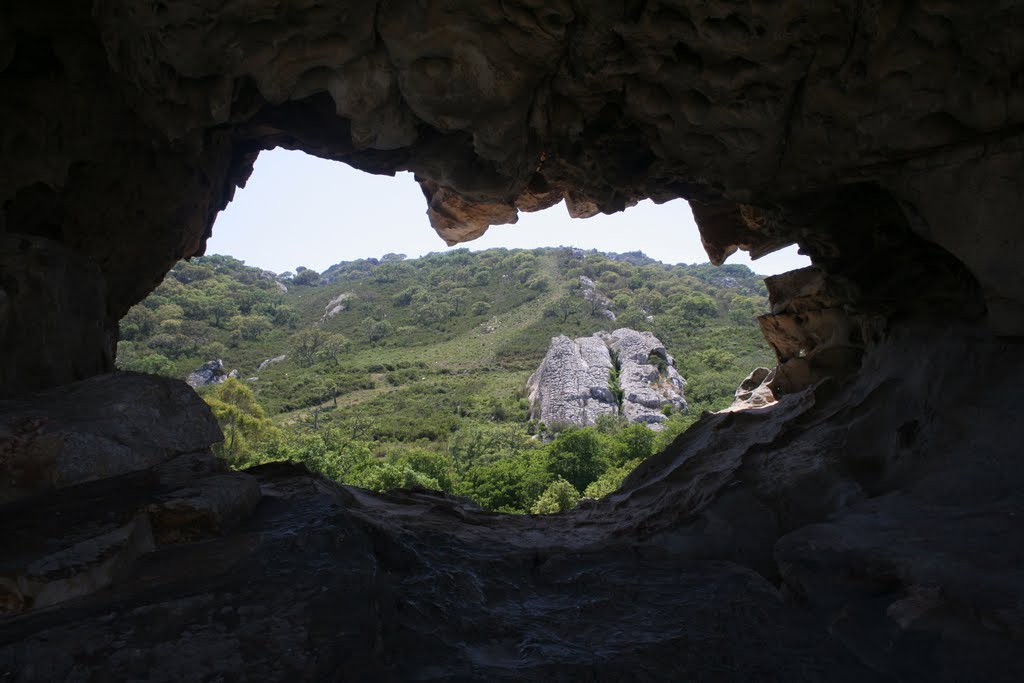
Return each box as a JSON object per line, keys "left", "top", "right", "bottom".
{"left": 117, "top": 247, "right": 774, "bottom": 512}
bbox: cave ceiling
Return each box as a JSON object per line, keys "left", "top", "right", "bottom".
{"left": 2, "top": 0, "right": 1022, "bottom": 336}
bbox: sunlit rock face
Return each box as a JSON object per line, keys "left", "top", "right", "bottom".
{"left": 526, "top": 328, "right": 686, "bottom": 429}
{"left": 2, "top": 1, "right": 1024, "bottom": 680}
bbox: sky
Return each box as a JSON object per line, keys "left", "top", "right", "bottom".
{"left": 207, "top": 148, "right": 810, "bottom": 276}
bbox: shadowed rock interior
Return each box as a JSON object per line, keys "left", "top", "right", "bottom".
{"left": 1, "top": 1, "right": 1022, "bottom": 680}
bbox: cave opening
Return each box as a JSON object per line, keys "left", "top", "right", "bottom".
{"left": 113, "top": 147, "right": 812, "bottom": 516}
{"left": 4, "top": 3, "right": 1024, "bottom": 676}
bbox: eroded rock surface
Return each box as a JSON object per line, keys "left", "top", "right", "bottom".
{"left": 527, "top": 328, "right": 685, "bottom": 429}
{"left": 606, "top": 328, "right": 687, "bottom": 425}
{"left": 186, "top": 360, "right": 234, "bottom": 388}
{"left": 2, "top": 324, "right": 1022, "bottom": 680}
{"left": 0, "top": 373, "right": 222, "bottom": 504}
{"left": 526, "top": 334, "right": 617, "bottom": 427}
{"left": 0, "top": 374, "right": 261, "bottom": 617}
{"left": 3, "top": 0, "right": 1024, "bottom": 370}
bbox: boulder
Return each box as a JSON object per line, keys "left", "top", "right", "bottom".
{"left": 0, "top": 372, "right": 223, "bottom": 504}
{"left": 257, "top": 355, "right": 287, "bottom": 372}
{"left": 605, "top": 328, "right": 688, "bottom": 425}
{"left": 526, "top": 335, "right": 617, "bottom": 428}
{"left": 186, "top": 360, "right": 230, "bottom": 388}
{"left": 527, "top": 329, "right": 687, "bottom": 429}
{"left": 320, "top": 293, "right": 352, "bottom": 321}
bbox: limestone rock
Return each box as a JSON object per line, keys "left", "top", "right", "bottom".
{"left": 0, "top": 324, "right": 1022, "bottom": 679}
{"left": 146, "top": 472, "right": 262, "bottom": 545}
{"left": 1, "top": 512, "right": 155, "bottom": 614}
{"left": 605, "top": 328, "right": 688, "bottom": 426}
{"left": 257, "top": 355, "right": 287, "bottom": 372}
{"left": 722, "top": 367, "right": 778, "bottom": 412}
{"left": 526, "top": 335, "right": 617, "bottom": 428}
{"left": 320, "top": 292, "right": 352, "bottom": 322}
{"left": 527, "top": 329, "right": 686, "bottom": 429}
{"left": 2, "top": 1, "right": 1024, "bottom": 678}
{"left": 186, "top": 360, "right": 231, "bottom": 388}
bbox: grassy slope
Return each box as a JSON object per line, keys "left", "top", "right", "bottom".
{"left": 118, "top": 248, "right": 775, "bottom": 444}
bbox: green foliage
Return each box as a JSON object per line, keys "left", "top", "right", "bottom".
{"left": 291, "top": 328, "right": 326, "bottom": 367}
{"left": 292, "top": 267, "right": 321, "bottom": 286}
{"left": 531, "top": 477, "right": 580, "bottom": 514}
{"left": 583, "top": 457, "right": 642, "bottom": 499}
{"left": 546, "top": 428, "right": 607, "bottom": 492}
{"left": 118, "top": 247, "right": 776, "bottom": 513}
{"left": 203, "top": 378, "right": 279, "bottom": 467}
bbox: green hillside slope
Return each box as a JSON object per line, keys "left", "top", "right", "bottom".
{"left": 117, "top": 247, "right": 774, "bottom": 512}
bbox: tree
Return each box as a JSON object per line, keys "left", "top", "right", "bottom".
{"left": 676, "top": 292, "right": 718, "bottom": 321}
{"left": 583, "top": 459, "right": 642, "bottom": 500}
{"left": 203, "top": 378, "right": 277, "bottom": 466}
{"left": 448, "top": 287, "right": 470, "bottom": 315}
{"left": 544, "top": 296, "right": 582, "bottom": 324}
{"left": 316, "top": 334, "right": 350, "bottom": 365}
{"left": 471, "top": 301, "right": 491, "bottom": 316}
{"left": 120, "top": 305, "right": 157, "bottom": 340}
{"left": 611, "top": 424, "right": 655, "bottom": 466}
{"left": 292, "top": 328, "right": 326, "bottom": 367}
{"left": 414, "top": 298, "right": 454, "bottom": 327}
{"left": 228, "top": 314, "right": 272, "bottom": 341}
{"left": 119, "top": 352, "right": 175, "bottom": 377}
{"left": 292, "top": 267, "right": 321, "bottom": 286}
{"left": 363, "top": 318, "right": 394, "bottom": 342}
{"left": 531, "top": 477, "right": 580, "bottom": 514}
{"left": 203, "top": 293, "right": 238, "bottom": 328}
{"left": 546, "top": 427, "right": 607, "bottom": 492}
{"left": 457, "top": 449, "right": 552, "bottom": 513}
{"left": 393, "top": 286, "right": 424, "bottom": 307}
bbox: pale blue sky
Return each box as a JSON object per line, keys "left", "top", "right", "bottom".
{"left": 207, "top": 148, "right": 809, "bottom": 276}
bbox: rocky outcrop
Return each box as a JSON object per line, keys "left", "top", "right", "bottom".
{"left": 2, "top": 323, "right": 1022, "bottom": 680}
{"left": 526, "top": 335, "right": 617, "bottom": 427}
{"left": 527, "top": 328, "right": 686, "bottom": 429}
{"left": 578, "top": 276, "right": 615, "bottom": 320}
{"left": 2, "top": 1, "right": 1023, "bottom": 391}
{"left": 722, "top": 367, "right": 778, "bottom": 412}
{"left": 257, "top": 355, "right": 287, "bottom": 372}
{"left": 607, "top": 329, "right": 687, "bottom": 424}
{"left": 186, "top": 360, "right": 236, "bottom": 388}
{"left": 0, "top": 235, "right": 114, "bottom": 399}
{"left": 320, "top": 292, "right": 352, "bottom": 322}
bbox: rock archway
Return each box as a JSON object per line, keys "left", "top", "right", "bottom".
{"left": 2, "top": 2, "right": 1023, "bottom": 679}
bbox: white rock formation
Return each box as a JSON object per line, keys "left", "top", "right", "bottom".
{"left": 527, "top": 328, "right": 687, "bottom": 430}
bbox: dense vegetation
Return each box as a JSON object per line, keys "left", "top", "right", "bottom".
{"left": 118, "top": 247, "right": 774, "bottom": 513}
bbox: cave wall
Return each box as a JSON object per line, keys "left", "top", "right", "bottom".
{"left": 3, "top": 1, "right": 1024, "bottom": 397}
{"left": 3, "top": 3, "right": 1024, "bottom": 679}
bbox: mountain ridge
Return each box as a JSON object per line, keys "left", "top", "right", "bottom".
{"left": 116, "top": 246, "right": 774, "bottom": 512}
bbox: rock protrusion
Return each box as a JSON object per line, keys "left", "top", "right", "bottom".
{"left": 526, "top": 335, "right": 617, "bottom": 428}
{"left": 0, "top": 372, "right": 223, "bottom": 505}
{"left": 605, "top": 329, "right": 687, "bottom": 425}
{"left": 527, "top": 328, "right": 686, "bottom": 430}
{"left": 320, "top": 293, "right": 352, "bottom": 322}
{"left": 722, "top": 367, "right": 778, "bottom": 412}
{"left": 0, "top": 376, "right": 261, "bottom": 615}
{"left": 186, "top": 360, "right": 233, "bottom": 388}
{"left": 257, "top": 355, "right": 287, "bottom": 372}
